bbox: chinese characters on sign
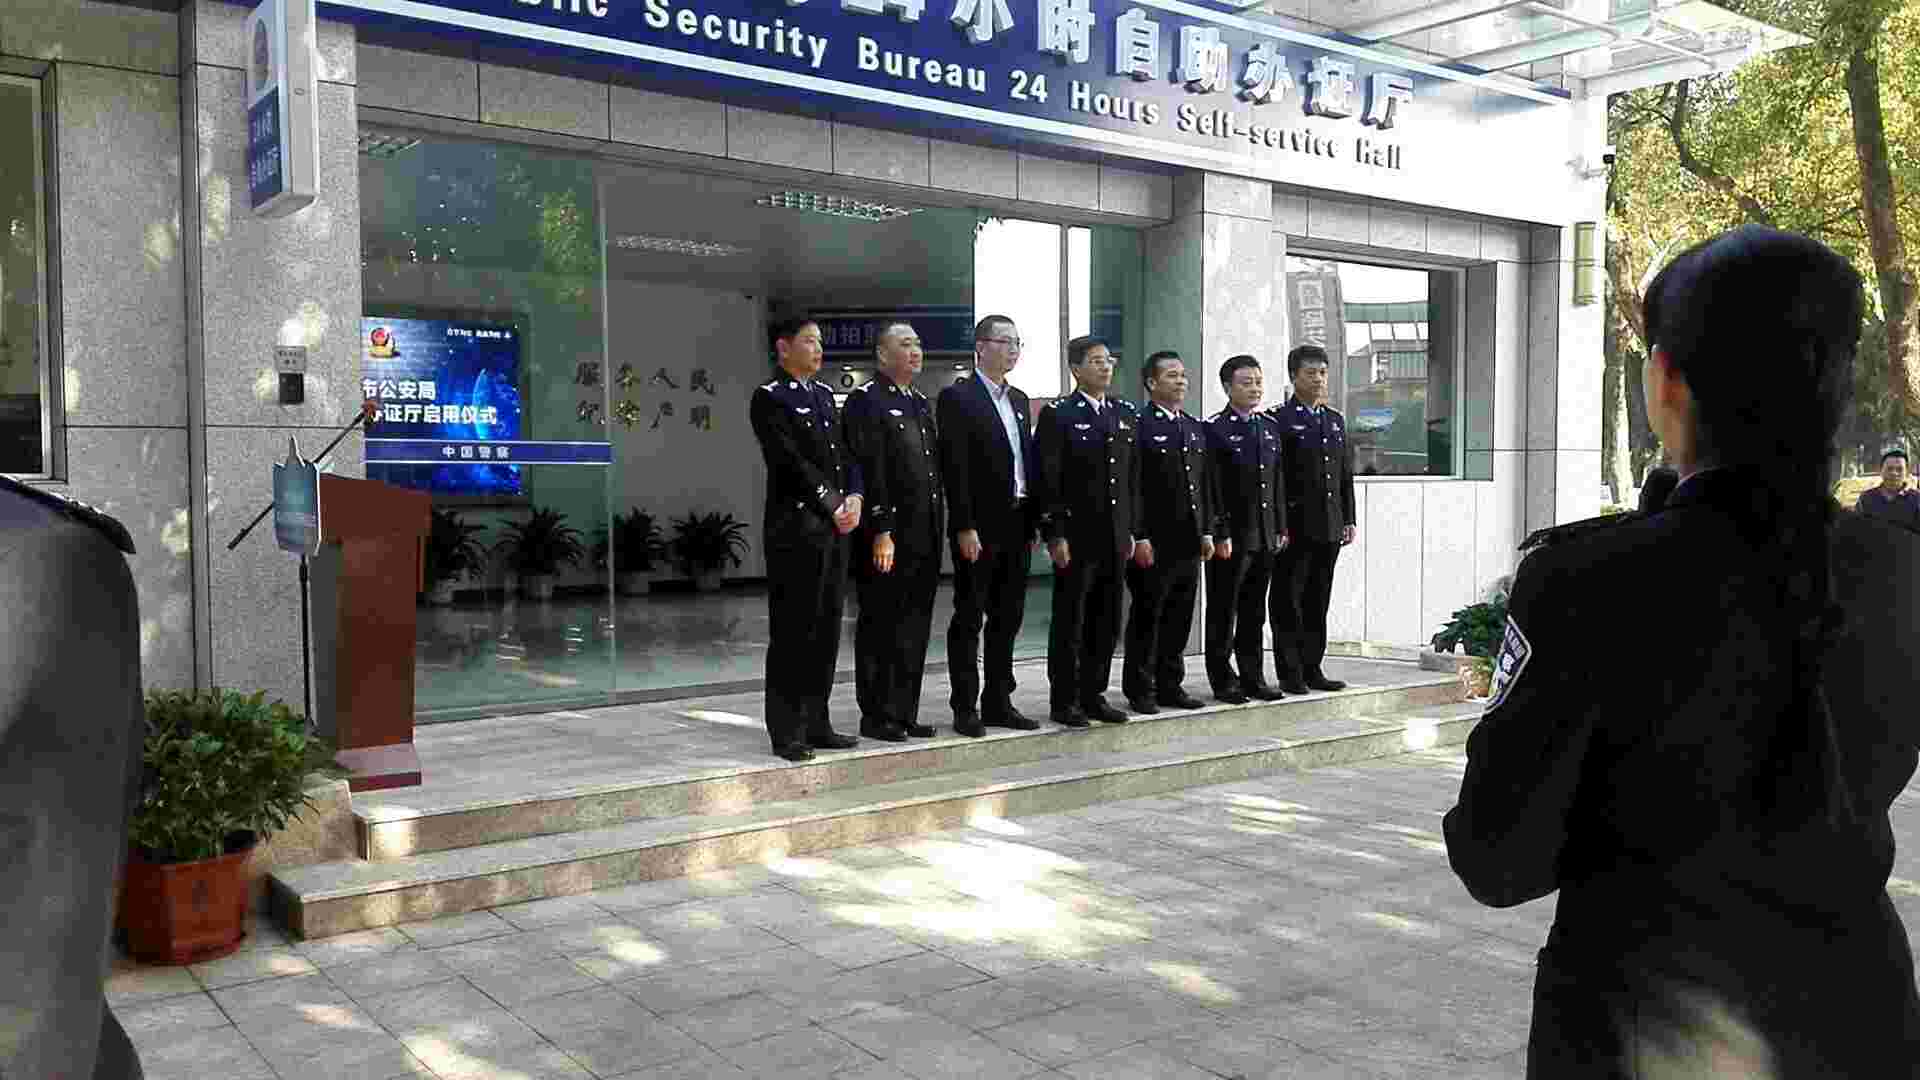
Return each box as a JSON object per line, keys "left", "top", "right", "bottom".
{"left": 358, "top": 378, "right": 507, "bottom": 425}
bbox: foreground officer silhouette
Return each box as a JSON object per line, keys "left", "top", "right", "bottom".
{"left": 1, "top": 475, "right": 145, "bottom": 1078}
{"left": 1445, "top": 225, "right": 1920, "bottom": 1076}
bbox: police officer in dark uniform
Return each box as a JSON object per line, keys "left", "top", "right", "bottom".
{"left": 844, "top": 321, "right": 942, "bottom": 742}
{"left": 1269, "top": 343, "right": 1356, "bottom": 694}
{"left": 1204, "top": 354, "right": 1288, "bottom": 705}
{"left": 1, "top": 475, "right": 146, "bottom": 1079}
{"left": 748, "top": 316, "right": 864, "bottom": 762}
{"left": 1035, "top": 335, "right": 1138, "bottom": 727}
{"left": 1121, "top": 350, "right": 1214, "bottom": 714}
{"left": 1855, "top": 447, "right": 1920, "bottom": 531}
{"left": 1445, "top": 226, "right": 1920, "bottom": 1076}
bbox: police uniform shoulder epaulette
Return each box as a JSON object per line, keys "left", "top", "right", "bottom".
{"left": 1517, "top": 510, "right": 1646, "bottom": 556}
{"left": 0, "top": 474, "right": 136, "bottom": 554}
{"left": 1044, "top": 398, "right": 1061, "bottom": 409}
{"left": 1116, "top": 399, "right": 1138, "bottom": 413}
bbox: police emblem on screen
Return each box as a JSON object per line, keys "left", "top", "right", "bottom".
{"left": 1484, "top": 616, "right": 1531, "bottom": 713}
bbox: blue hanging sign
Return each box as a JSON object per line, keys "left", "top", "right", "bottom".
{"left": 320, "top": 0, "right": 1567, "bottom": 207}
{"left": 247, "top": 0, "right": 320, "bottom": 216}
{"left": 273, "top": 439, "right": 322, "bottom": 555}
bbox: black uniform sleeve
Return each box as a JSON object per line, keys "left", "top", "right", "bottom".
{"left": 1131, "top": 419, "right": 1151, "bottom": 546}
{"left": 1340, "top": 418, "right": 1357, "bottom": 528}
{"left": 1441, "top": 549, "right": 1601, "bottom": 908}
{"left": 1199, "top": 422, "right": 1217, "bottom": 541}
{"left": 1035, "top": 405, "right": 1068, "bottom": 544}
{"left": 1269, "top": 416, "right": 1289, "bottom": 539}
{"left": 833, "top": 394, "right": 863, "bottom": 501}
{"left": 937, "top": 389, "right": 974, "bottom": 538}
{"left": 843, "top": 390, "right": 890, "bottom": 533}
{"left": 750, "top": 386, "right": 843, "bottom": 517}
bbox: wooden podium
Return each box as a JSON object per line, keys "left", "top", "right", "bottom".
{"left": 308, "top": 475, "right": 430, "bottom": 792}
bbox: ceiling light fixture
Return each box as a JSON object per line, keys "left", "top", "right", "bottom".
{"left": 612, "top": 235, "right": 752, "bottom": 257}
{"left": 754, "top": 190, "right": 922, "bottom": 222}
{"left": 357, "top": 132, "right": 421, "bottom": 158}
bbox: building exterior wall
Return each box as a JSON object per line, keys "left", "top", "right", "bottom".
{"left": 4, "top": 0, "right": 1600, "bottom": 709}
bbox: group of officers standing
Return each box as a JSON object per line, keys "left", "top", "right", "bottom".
{"left": 748, "top": 314, "right": 1356, "bottom": 762}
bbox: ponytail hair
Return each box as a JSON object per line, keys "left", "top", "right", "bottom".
{"left": 1642, "top": 225, "right": 1862, "bottom": 829}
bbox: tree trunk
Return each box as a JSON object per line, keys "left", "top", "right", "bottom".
{"left": 1602, "top": 314, "right": 1630, "bottom": 505}
{"left": 1846, "top": 43, "right": 1920, "bottom": 416}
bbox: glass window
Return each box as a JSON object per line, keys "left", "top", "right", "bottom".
{"left": 1283, "top": 255, "right": 1464, "bottom": 477}
{"left": 0, "top": 75, "right": 49, "bottom": 477}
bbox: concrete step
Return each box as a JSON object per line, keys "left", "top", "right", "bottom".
{"left": 273, "top": 694, "right": 1482, "bottom": 940}
{"left": 353, "top": 676, "right": 1462, "bottom": 862}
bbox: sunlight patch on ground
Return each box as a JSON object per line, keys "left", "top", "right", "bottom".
{"left": 964, "top": 813, "right": 1030, "bottom": 836}
{"left": 1144, "top": 960, "right": 1242, "bottom": 1006}
{"left": 681, "top": 708, "right": 765, "bottom": 729}
{"left": 1401, "top": 717, "right": 1441, "bottom": 751}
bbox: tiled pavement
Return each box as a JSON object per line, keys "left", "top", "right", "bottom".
{"left": 109, "top": 749, "right": 1920, "bottom": 1079}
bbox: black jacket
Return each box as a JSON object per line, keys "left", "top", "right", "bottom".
{"left": 1205, "top": 408, "right": 1286, "bottom": 551}
{"left": 1445, "top": 467, "right": 1920, "bottom": 1076}
{"left": 936, "top": 374, "right": 1036, "bottom": 548}
{"left": 1034, "top": 392, "right": 1137, "bottom": 558}
{"left": 749, "top": 373, "right": 862, "bottom": 532}
{"left": 1857, "top": 485, "right": 1920, "bottom": 532}
{"left": 1131, "top": 402, "right": 1214, "bottom": 561}
{"left": 843, "top": 375, "right": 943, "bottom": 566}
{"left": 1269, "top": 398, "right": 1356, "bottom": 543}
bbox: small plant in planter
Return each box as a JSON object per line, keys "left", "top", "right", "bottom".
{"left": 122, "top": 689, "right": 339, "bottom": 965}
{"left": 424, "top": 508, "right": 487, "bottom": 605}
{"left": 494, "top": 506, "right": 585, "bottom": 601}
{"left": 671, "top": 510, "right": 750, "bottom": 592}
{"left": 1430, "top": 575, "right": 1511, "bottom": 699}
{"left": 593, "top": 507, "right": 666, "bottom": 596}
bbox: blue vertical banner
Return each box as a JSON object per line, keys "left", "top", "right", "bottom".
{"left": 247, "top": 0, "right": 320, "bottom": 216}
{"left": 273, "top": 439, "right": 322, "bottom": 555}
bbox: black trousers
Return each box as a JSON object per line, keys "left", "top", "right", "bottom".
{"left": 854, "top": 553, "right": 938, "bottom": 730}
{"left": 1122, "top": 554, "right": 1200, "bottom": 701}
{"left": 763, "top": 518, "right": 848, "bottom": 751}
{"left": 1047, "top": 540, "right": 1124, "bottom": 709}
{"left": 1271, "top": 538, "right": 1341, "bottom": 682}
{"left": 1204, "top": 545, "right": 1272, "bottom": 692}
{"left": 947, "top": 534, "right": 1028, "bottom": 718}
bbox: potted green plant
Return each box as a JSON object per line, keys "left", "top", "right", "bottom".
{"left": 121, "top": 689, "right": 338, "bottom": 965}
{"left": 594, "top": 507, "right": 666, "bottom": 596}
{"left": 671, "top": 510, "right": 750, "bottom": 592}
{"left": 424, "top": 508, "right": 488, "bottom": 605}
{"left": 494, "top": 506, "right": 585, "bottom": 600}
{"left": 1429, "top": 577, "right": 1510, "bottom": 700}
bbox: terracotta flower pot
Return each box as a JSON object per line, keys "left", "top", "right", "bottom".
{"left": 119, "top": 836, "right": 255, "bottom": 966}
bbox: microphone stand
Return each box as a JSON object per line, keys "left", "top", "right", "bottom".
{"left": 225, "top": 404, "right": 378, "bottom": 727}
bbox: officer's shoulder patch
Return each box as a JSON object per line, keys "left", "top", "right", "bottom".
{"left": 1044, "top": 399, "right": 1061, "bottom": 409}
{"left": 1483, "top": 616, "right": 1532, "bottom": 713}
{"left": 1517, "top": 511, "right": 1645, "bottom": 556}
{"left": 760, "top": 380, "right": 780, "bottom": 391}
{"left": 0, "top": 475, "right": 136, "bottom": 554}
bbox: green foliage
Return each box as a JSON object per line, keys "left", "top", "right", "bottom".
{"left": 1431, "top": 596, "right": 1509, "bottom": 659}
{"left": 424, "top": 508, "right": 487, "bottom": 589}
{"left": 594, "top": 507, "right": 665, "bottom": 573}
{"left": 671, "top": 510, "right": 751, "bottom": 572}
{"left": 493, "top": 507, "right": 586, "bottom": 577}
{"left": 131, "top": 690, "right": 340, "bottom": 864}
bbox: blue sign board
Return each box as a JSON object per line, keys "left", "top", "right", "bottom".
{"left": 247, "top": 88, "right": 286, "bottom": 209}
{"left": 362, "top": 316, "right": 532, "bottom": 496}
{"left": 247, "top": 0, "right": 319, "bottom": 216}
{"left": 365, "top": 440, "right": 615, "bottom": 465}
{"left": 273, "top": 440, "right": 322, "bottom": 555}
{"left": 321, "top": 0, "right": 1562, "bottom": 187}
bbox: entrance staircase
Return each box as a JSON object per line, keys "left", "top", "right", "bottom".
{"left": 272, "top": 665, "right": 1478, "bottom": 940}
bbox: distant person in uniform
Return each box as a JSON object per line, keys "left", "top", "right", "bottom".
{"left": 1445, "top": 225, "right": 1920, "bottom": 1077}
{"left": 1204, "top": 355, "right": 1288, "bottom": 705}
{"left": 1268, "top": 344, "right": 1356, "bottom": 695}
{"left": 1121, "top": 351, "right": 1214, "bottom": 714}
{"left": 1035, "top": 335, "right": 1138, "bottom": 727}
{"left": 748, "top": 316, "right": 864, "bottom": 762}
{"left": 1856, "top": 447, "right": 1920, "bottom": 531}
{"left": 844, "top": 322, "right": 942, "bottom": 742}
{"left": 938, "top": 316, "right": 1040, "bottom": 737}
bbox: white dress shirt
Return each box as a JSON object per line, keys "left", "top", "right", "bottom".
{"left": 978, "top": 371, "right": 1027, "bottom": 500}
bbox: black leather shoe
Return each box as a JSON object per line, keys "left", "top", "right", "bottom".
{"left": 984, "top": 709, "right": 1040, "bottom": 731}
{"left": 953, "top": 712, "right": 985, "bottom": 738}
{"left": 1051, "top": 707, "right": 1092, "bottom": 728}
{"left": 1157, "top": 691, "right": 1205, "bottom": 710}
{"left": 1213, "top": 687, "right": 1250, "bottom": 705}
{"left": 774, "top": 744, "right": 815, "bottom": 762}
{"left": 860, "top": 723, "right": 908, "bottom": 742}
{"left": 1244, "top": 683, "right": 1287, "bottom": 702}
{"left": 1084, "top": 700, "right": 1130, "bottom": 724}
{"left": 904, "top": 722, "right": 937, "bottom": 738}
{"left": 1124, "top": 696, "right": 1161, "bottom": 715}
{"left": 1305, "top": 674, "right": 1347, "bottom": 692}
{"left": 1279, "top": 679, "right": 1311, "bottom": 695}
{"left": 807, "top": 731, "right": 860, "bottom": 750}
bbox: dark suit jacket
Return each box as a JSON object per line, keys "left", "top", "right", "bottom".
{"left": 1034, "top": 393, "right": 1137, "bottom": 558}
{"left": 1131, "top": 403, "right": 1214, "bottom": 561}
{"left": 1270, "top": 397, "right": 1356, "bottom": 543}
{"left": 1444, "top": 467, "right": 1920, "bottom": 1075}
{"left": 844, "top": 375, "right": 943, "bottom": 568}
{"left": 1205, "top": 408, "right": 1286, "bottom": 552}
{"left": 937, "top": 374, "right": 1036, "bottom": 548}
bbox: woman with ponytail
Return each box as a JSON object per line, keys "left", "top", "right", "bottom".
{"left": 1444, "top": 224, "right": 1920, "bottom": 1077}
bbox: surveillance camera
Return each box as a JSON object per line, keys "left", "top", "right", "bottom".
{"left": 1601, "top": 144, "right": 1617, "bottom": 166}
